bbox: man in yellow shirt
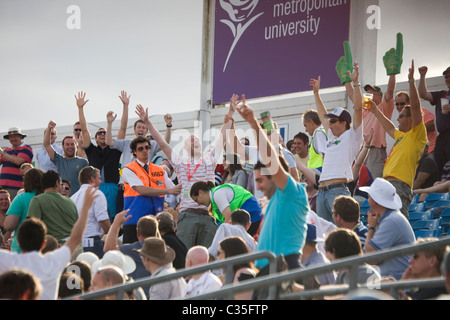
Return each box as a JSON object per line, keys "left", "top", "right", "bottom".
{"left": 368, "top": 60, "right": 427, "bottom": 218}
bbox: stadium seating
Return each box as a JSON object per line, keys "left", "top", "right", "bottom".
{"left": 408, "top": 211, "right": 433, "bottom": 223}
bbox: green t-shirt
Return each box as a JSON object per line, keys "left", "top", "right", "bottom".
{"left": 6, "top": 190, "right": 36, "bottom": 253}
{"left": 27, "top": 191, "right": 79, "bottom": 244}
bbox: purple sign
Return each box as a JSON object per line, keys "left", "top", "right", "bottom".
{"left": 213, "top": 0, "right": 351, "bottom": 105}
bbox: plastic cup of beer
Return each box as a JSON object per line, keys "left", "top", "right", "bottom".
{"left": 363, "top": 93, "right": 374, "bottom": 110}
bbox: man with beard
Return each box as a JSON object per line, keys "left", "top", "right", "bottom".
{"left": 43, "top": 120, "right": 89, "bottom": 195}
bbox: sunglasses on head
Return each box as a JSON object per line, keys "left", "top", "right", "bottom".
{"left": 137, "top": 145, "right": 151, "bottom": 152}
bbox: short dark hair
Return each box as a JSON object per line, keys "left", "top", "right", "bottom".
{"left": 302, "top": 109, "right": 321, "bottom": 125}
{"left": 130, "top": 136, "right": 151, "bottom": 156}
{"left": 62, "top": 136, "right": 75, "bottom": 145}
{"left": 156, "top": 211, "right": 176, "bottom": 234}
{"left": 41, "top": 170, "right": 60, "bottom": 189}
{"left": 23, "top": 168, "right": 44, "bottom": 194}
{"left": 137, "top": 215, "right": 159, "bottom": 239}
{"left": 333, "top": 195, "right": 360, "bottom": 223}
{"left": 17, "top": 217, "right": 47, "bottom": 252}
{"left": 231, "top": 209, "right": 250, "bottom": 227}
{"left": 324, "top": 228, "right": 362, "bottom": 259}
{"left": 134, "top": 119, "right": 146, "bottom": 130}
{"left": 78, "top": 166, "right": 100, "bottom": 185}
{"left": 253, "top": 155, "right": 289, "bottom": 176}
{"left": 0, "top": 268, "right": 42, "bottom": 300}
{"left": 294, "top": 132, "right": 309, "bottom": 145}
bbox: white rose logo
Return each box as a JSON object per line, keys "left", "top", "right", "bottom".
{"left": 219, "top": 0, "right": 263, "bottom": 71}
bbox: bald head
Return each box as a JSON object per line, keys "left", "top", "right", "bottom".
{"left": 185, "top": 245, "right": 209, "bottom": 268}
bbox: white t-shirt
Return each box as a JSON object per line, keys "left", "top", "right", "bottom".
{"left": 184, "top": 271, "right": 223, "bottom": 298}
{"left": 0, "top": 246, "right": 71, "bottom": 300}
{"left": 70, "top": 184, "right": 110, "bottom": 238}
{"left": 312, "top": 125, "right": 328, "bottom": 156}
{"left": 208, "top": 223, "right": 257, "bottom": 259}
{"left": 319, "top": 124, "right": 363, "bottom": 182}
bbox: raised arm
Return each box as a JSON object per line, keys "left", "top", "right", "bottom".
{"left": 237, "top": 95, "right": 288, "bottom": 190}
{"left": 348, "top": 63, "right": 363, "bottom": 130}
{"left": 418, "top": 66, "right": 434, "bottom": 103}
{"left": 43, "top": 121, "right": 57, "bottom": 160}
{"left": 309, "top": 76, "right": 329, "bottom": 132}
{"left": 368, "top": 102, "right": 397, "bottom": 140}
{"left": 164, "top": 114, "right": 172, "bottom": 144}
{"left": 75, "top": 91, "right": 92, "bottom": 148}
{"left": 408, "top": 60, "right": 424, "bottom": 128}
{"left": 105, "top": 111, "right": 117, "bottom": 147}
{"left": 226, "top": 94, "right": 248, "bottom": 159}
{"left": 117, "top": 90, "right": 130, "bottom": 140}
{"left": 135, "top": 104, "right": 173, "bottom": 160}
{"left": 103, "top": 209, "right": 131, "bottom": 252}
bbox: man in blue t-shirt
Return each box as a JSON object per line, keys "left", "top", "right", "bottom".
{"left": 235, "top": 95, "right": 309, "bottom": 272}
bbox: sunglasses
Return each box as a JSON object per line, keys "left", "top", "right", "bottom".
{"left": 96, "top": 131, "right": 106, "bottom": 136}
{"left": 62, "top": 186, "right": 70, "bottom": 191}
{"left": 329, "top": 118, "right": 339, "bottom": 124}
{"left": 398, "top": 114, "right": 410, "bottom": 119}
{"left": 395, "top": 102, "right": 406, "bottom": 107}
{"left": 137, "top": 145, "right": 151, "bottom": 152}
{"left": 74, "top": 128, "right": 82, "bottom": 132}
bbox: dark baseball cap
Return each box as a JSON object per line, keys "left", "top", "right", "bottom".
{"left": 443, "top": 67, "right": 450, "bottom": 75}
{"left": 364, "top": 84, "right": 383, "bottom": 96}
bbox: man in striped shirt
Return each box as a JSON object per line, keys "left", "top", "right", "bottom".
{"left": 135, "top": 102, "right": 234, "bottom": 249}
{"left": 0, "top": 127, "right": 33, "bottom": 200}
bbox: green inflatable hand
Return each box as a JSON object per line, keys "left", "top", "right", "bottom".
{"left": 335, "top": 41, "right": 353, "bottom": 85}
{"left": 383, "top": 33, "right": 403, "bottom": 75}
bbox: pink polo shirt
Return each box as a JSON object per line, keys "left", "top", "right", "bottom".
{"left": 363, "top": 98, "right": 395, "bottom": 148}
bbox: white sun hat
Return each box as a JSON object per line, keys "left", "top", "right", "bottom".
{"left": 359, "top": 178, "right": 402, "bottom": 210}
{"left": 91, "top": 250, "right": 136, "bottom": 275}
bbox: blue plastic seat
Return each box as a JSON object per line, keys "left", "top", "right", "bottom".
{"left": 425, "top": 193, "right": 450, "bottom": 202}
{"left": 414, "top": 229, "right": 436, "bottom": 238}
{"left": 441, "top": 207, "right": 450, "bottom": 225}
{"left": 408, "top": 211, "right": 432, "bottom": 222}
{"left": 432, "top": 200, "right": 450, "bottom": 209}
{"left": 411, "top": 219, "right": 441, "bottom": 231}
{"left": 409, "top": 202, "right": 426, "bottom": 212}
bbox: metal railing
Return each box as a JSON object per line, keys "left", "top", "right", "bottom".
{"left": 67, "top": 236, "right": 450, "bottom": 300}
{"left": 66, "top": 250, "right": 277, "bottom": 300}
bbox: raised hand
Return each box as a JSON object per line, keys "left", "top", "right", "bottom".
{"left": 408, "top": 59, "right": 415, "bottom": 82}
{"left": 106, "top": 111, "right": 117, "bottom": 124}
{"left": 309, "top": 76, "right": 321, "bottom": 94}
{"left": 229, "top": 93, "right": 239, "bottom": 114}
{"left": 235, "top": 94, "right": 256, "bottom": 123}
{"left": 382, "top": 32, "right": 403, "bottom": 75}
{"left": 47, "top": 120, "right": 56, "bottom": 130}
{"left": 119, "top": 90, "right": 130, "bottom": 106}
{"left": 335, "top": 41, "right": 353, "bottom": 84}
{"left": 75, "top": 91, "right": 89, "bottom": 109}
{"left": 418, "top": 66, "right": 428, "bottom": 77}
{"left": 347, "top": 62, "right": 360, "bottom": 83}
{"left": 135, "top": 104, "right": 149, "bottom": 122}
{"left": 164, "top": 114, "right": 172, "bottom": 126}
